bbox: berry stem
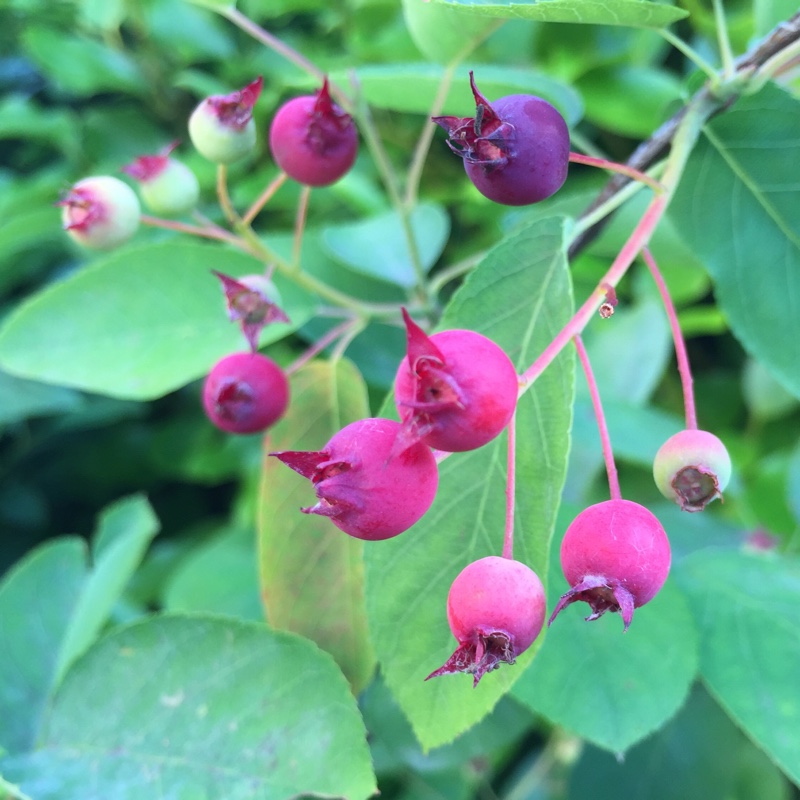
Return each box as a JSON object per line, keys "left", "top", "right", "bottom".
{"left": 285, "top": 317, "right": 361, "bottom": 376}
{"left": 502, "top": 411, "right": 517, "bottom": 560}
{"left": 242, "top": 171, "right": 288, "bottom": 226}
{"left": 293, "top": 185, "right": 311, "bottom": 268}
{"left": 642, "top": 246, "right": 698, "bottom": 430}
{"left": 216, "top": 164, "right": 239, "bottom": 226}
{"left": 659, "top": 29, "right": 719, "bottom": 81}
{"left": 712, "top": 0, "right": 736, "bottom": 80}
{"left": 573, "top": 335, "right": 621, "bottom": 501}
{"left": 140, "top": 215, "right": 243, "bottom": 248}
{"left": 568, "top": 152, "right": 664, "bottom": 193}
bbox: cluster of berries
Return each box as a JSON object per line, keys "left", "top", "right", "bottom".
{"left": 58, "top": 75, "right": 359, "bottom": 250}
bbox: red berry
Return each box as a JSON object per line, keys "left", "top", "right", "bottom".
{"left": 653, "top": 429, "right": 732, "bottom": 512}
{"left": 432, "top": 71, "right": 569, "bottom": 206}
{"left": 393, "top": 309, "right": 518, "bottom": 453}
{"left": 269, "top": 77, "right": 358, "bottom": 187}
{"left": 548, "top": 500, "right": 671, "bottom": 631}
{"left": 202, "top": 352, "right": 289, "bottom": 434}
{"left": 189, "top": 77, "right": 262, "bottom": 164}
{"left": 57, "top": 176, "right": 140, "bottom": 250}
{"left": 426, "top": 556, "right": 546, "bottom": 687}
{"left": 270, "top": 417, "right": 438, "bottom": 541}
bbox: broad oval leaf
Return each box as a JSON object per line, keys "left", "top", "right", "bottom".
{"left": 321, "top": 203, "right": 450, "bottom": 289}
{"left": 259, "top": 358, "right": 376, "bottom": 694}
{"left": 0, "top": 615, "right": 377, "bottom": 800}
{"left": 429, "top": 0, "right": 687, "bottom": 29}
{"left": 669, "top": 84, "right": 800, "bottom": 399}
{"left": 365, "top": 216, "right": 574, "bottom": 750}
{"left": 0, "top": 241, "right": 312, "bottom": 400}
{"left": 674, "top": 548, "right": 800, "bottom": 786}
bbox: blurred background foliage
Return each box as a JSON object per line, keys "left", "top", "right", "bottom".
{"left": 0, "top": 0, "right": 799, "bottom": 797}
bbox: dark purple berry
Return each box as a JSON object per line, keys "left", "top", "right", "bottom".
{"left": 432, "top": 71, "right": 569, "bottom": 206}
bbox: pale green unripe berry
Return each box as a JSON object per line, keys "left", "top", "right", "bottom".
{"left": 139, "top": 159, "right": 199, "bottom": 216}
{"left": 188, "top": 77, "right": 263, "bottom": 165}
{"left": 653, "top": 429, "right": 732, "bottom": 512}
{"left": 59, "top": 175, "right": 140, "bottom": 250}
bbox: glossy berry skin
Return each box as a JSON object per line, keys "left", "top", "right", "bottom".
{"left": 58, "top": 176, "right": 140, "bottom": 250}
{"left": 427, "top": 556, "right": 546, "bottom": 687}
{"left": 394, "top": 309, "right": 518, "bottom": 454}
{"left": 432, "top": 71, "right": 569, "bottom": 206}
{"left": 653, "top": 429, "right": 731, "bottom": 512}
{"left": 549, "top": 499, "right": 671, "bottom": 632}
{"left": 189, "top": 77, "right": 262, "bottom": 164}
{"left": 271, "top": 417, "right": 438, "bottom": 541}
{"left": 202, "top": 351, "right": 289, "bottom": 435}
{"left": 269, "top": 78, "right": 358, "bottom": 187}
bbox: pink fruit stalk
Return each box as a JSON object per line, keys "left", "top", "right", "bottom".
{"left": 432, "top": 71, "right": 569, "bottom": 206}
{"left": 393, "top": 309, "right": 518, "bottom": 454}
{"left": 271, "top": 417, "right": 438, "bottom": 541}
{"left": 203, "top": 351, "right": 289, "bottom": 434}
{"left": 427, "top": 556, "right": 546, "bottom": 687}
{"left": 57, "top": 176, "right": 140, "bottom": 250}
{"left": 653, "top": 429, "right": 731, "bottom": 512}
{"left": 189, "top": 77, "right": 263, "bottom": 164}
{"left": 268, "top": 77, "right": 358, "bottom": 187}
{"left": 549, "top": 499, "right": 671, "bottom": 631}
{"left": 213, "top": 271, "right": 289, "bottom": 352}
{"left": 122, "top": 141, "right": 199, "bottom": 216}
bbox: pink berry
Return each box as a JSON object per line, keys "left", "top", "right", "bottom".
{"left": 653, "top": 429, "right": 732, "bottom": 512}
{"left": 270, "top": 417, "right": 438, "bottom": 541}
{"left": 202, "top": 351, "right": 289, "bottom": 435}
{"left": 57, "top": 175, "right": 140, "bottom": 250}
{"left": 548, "top": 499, "right": 671, "bottom": 632}
{"left": 189, "top": 77, "right": 263, "bottom": 164}
{"left": 122, "top": 141, "right": 199, "bottom": 216}
{"left": 426, "top": 556, "right": 546, "bottom": 687}
{"left": 268, "top": 77, "right": 358, "bottom": 187}
{"left": 432, "top": 71, "right": 569, "bottom": 206}
{"left": 393, "top": 308, "right": 518, "bottom": 454}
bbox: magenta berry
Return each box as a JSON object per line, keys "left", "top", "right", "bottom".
{"left": 393, "top": 309, "right": 518, "bottom": 454}
{"left": 269, "top": 77, "right": 358, "bottom": 187}
{"left": 427, "top": 556, "right": 546, "bottom": 687}
{"left": 57, "top": 176, "right": 140, "bottom": 250}
{"left": 432, "top": 71, "right": 569, "bottom": 206}
{"left": 189, "top": 77, "right": 263, "bottom": 164}
{"left": 653, "top": 429, "right": 731, "bottom": 512}
{"left": 271, "top": 417, "right": 438, "bottom": 541}
{"left": 549, "top": 499, "right": 671, "bottom": 632}
{"left": 202, "top": 351, "right": 289, "bottom": 435}
{"left": 213, "top": 271, "right": 289, "bottom": 352}
{"left": 122, "top": 141, "right": 199, "bottom": 216}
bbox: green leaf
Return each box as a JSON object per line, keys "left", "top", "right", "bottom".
{"left": 0, "top": 241, "right": 313, "bottom": 400}
{"left": 1, "top": 615, "right": 377, "bottom": 800}
{"left": 259, "top": 359, "right": 376, "bottom": 694}
{"left": 183, "top": 0, "right": 236, "bottom": 10}
{"left": 321, "top": 202, "right": 450, "bottom": 289}
{"left": 0, "top": 539, "right": 86, "bottom": 754}
{"left": 0, "top": 371, "right": 83, "bottom": 426}
{"left": 164, "top": 527, "right": 263, "bottom": 622}
{"left": 53, "top": 494, "right": 161, "bottom": 685}
{"left": 364, "top": 216, "right": 574, "bottom": 750}
{"left": 428, "top": 0, "right": 687, "bottom": 29}
{"left": 674, "top": 548, "right": 800, "bottom": 785}
{"left": 0, "top": 774, "right": 33, "bottom": 800}
{"left": 327, "top": 63, "right": 583, "bottom": 126}
{"left": 789, "top": 440, "right": 800, "bottom": 526}
{"left": 569, "top": 684, "right": 792, "bottom": 800}
{"left": 669, "top": 84, "right": 800, "bottom": 399}
{"left": 513, "top": 502, "right": 698, "bottom": 753}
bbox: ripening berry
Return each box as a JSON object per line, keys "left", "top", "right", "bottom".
{"left": 271, "top": 417, "right": 438, "bottom": 541}
{"left": 189, "top": 77, "right": 263, "bottom": 164}
{"left": 432, "top": 71, "right": 569, "bottom": 206}
{"left": 426, "top": 556, "right": 546, "bottom": 687}
{"left": 202, "top": 351, "right": 289, "bottom": 435}
{"left": 57, "top": 176, "right": 140, "bottom": 250}
{"left": 393, "top": 309, "right": 518, "bottom": 454}
{"left": 548, "top": 499, "right": 671, "bottom": 632}
{"left": 122, "top": 142, "right": 199, "bottom": 216}
{"left": 653, "top": 429, "right": 732, "bottom": 512}
{"left": 268, "top": 77, "right": 358, "bottom": 187}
